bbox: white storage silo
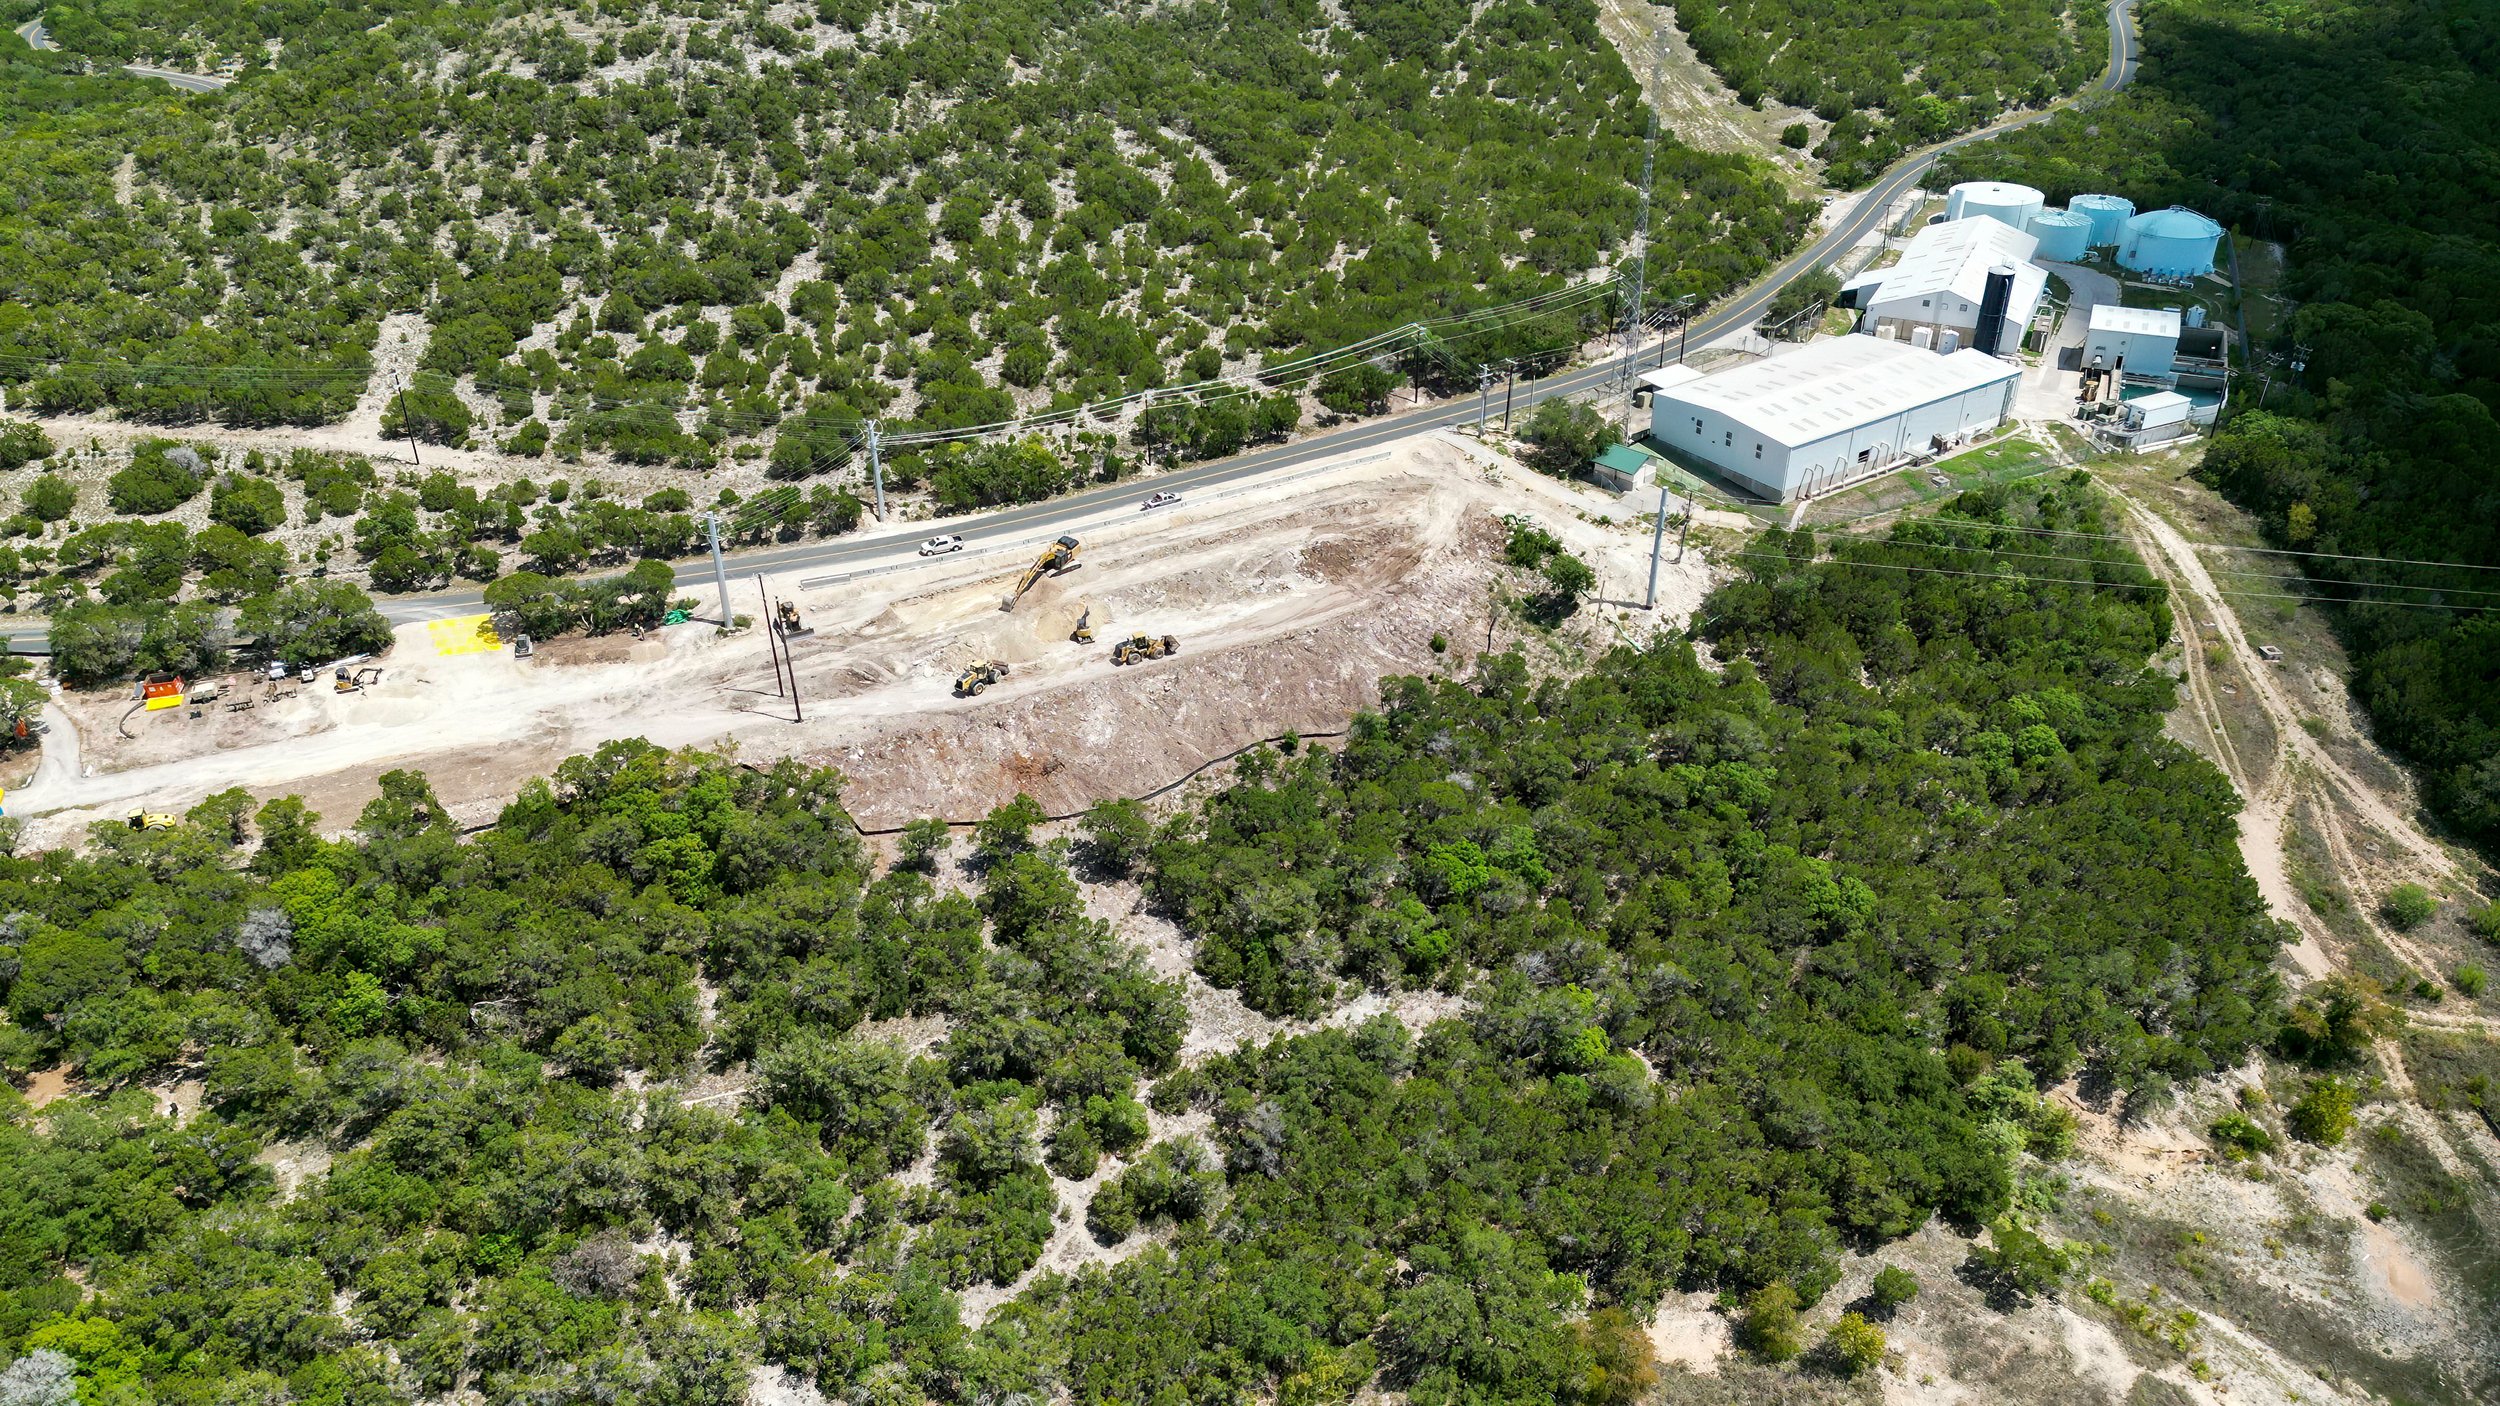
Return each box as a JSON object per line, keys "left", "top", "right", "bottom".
{"left": 1946, "top": 181, "right": 2045, "bottom": 233}
{"left": 2119, "top": 206, "right": 2226, "bottom": 277}
{"left": 2026, "top": 208, "right": 2092, "bottom": 262}
{"left": 2070, "top": 193, "right": 2135, "bottom": 248}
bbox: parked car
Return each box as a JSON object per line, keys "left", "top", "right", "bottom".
{"left": 919, "top": 534, "right": 965, "bottom": 556}
{"left": 1141, "top": 491, "right": 1182, "bottom": 510}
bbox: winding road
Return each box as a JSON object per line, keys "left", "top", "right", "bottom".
{"left": 13, "top": 17, "right": 232, "bottom": 92}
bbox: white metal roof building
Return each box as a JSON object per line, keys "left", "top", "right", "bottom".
{"left": 1649, "top": 336, "right": 2020, "bottom": 502}
{"left": 1850, "top": 219, "right": 2049, "bottom": 356}
{"left": 2083, "top": 304, "right": 2182, "bottom": 380}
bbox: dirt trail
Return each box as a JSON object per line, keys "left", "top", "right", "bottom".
{"left": 1594, "top": 0, "right": 1819, "bottom": 188}
{"left": 2110, "top": 480, "right": 2494, "bottom": 1036}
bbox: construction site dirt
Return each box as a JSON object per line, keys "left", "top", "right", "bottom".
{"left": 13, "top": 434, "right": 1716, "bottom": 844}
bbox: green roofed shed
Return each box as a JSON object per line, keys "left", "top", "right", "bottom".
{"left": 1592, "top": 443, "right": 1652, "bottom": 491}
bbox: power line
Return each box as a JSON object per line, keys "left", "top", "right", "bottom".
{"left": 1726, "top": 548, "right": 2500, "bottom": 615}
{"left": 1809, "top": 528, "right": 2500, "bottom": 600}
{"left": 1822, "top": 515, "right": 2500, "bottom": 576}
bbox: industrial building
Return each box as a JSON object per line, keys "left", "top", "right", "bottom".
{"left": 1945, "top": 181, "right": 2045, "bottom": 232}
{"left": 2118, "top": 206, "right": 2226, "bottom": 276}
{"left": 1842, "top": 217, "right": 2048, "bottom": 356}
{"left": 1647, "top": 336, "right": 2019, "bottom": 503}
{"left": 2084, "top": 304, "right": 2182, "bottom": 381}
{"left": 2070, "top": 194, "right": 2135, "bottom": 248}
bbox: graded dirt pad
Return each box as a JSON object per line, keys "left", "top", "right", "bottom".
{"left": 805, "top": 479, "right": 1505, "bottom": 828}
{"left": 12, "top": 435, "right": 1709, "bottom": 843}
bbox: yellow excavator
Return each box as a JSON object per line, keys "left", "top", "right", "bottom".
{"left": 1071, "top": 608, "right": 1095, "bottom": 644}
{"left": 125, "top": 809, "right": 177, "bottom": 831}
{"left": 954, "top": 659, "right": 1011, "bottom": 697}
{"left": 1111, "top": 632, "right": 1179, "bottom": 666}
{"left": 1006, "top": 535, "right": 1081, "bottom": 609}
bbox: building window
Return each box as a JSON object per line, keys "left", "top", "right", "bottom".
{"left": 1691, "top": 418, "right": 1702, "bottom": 436}
{"left": 1724, "top": 431, "right": 1733, "bottom": 447}
{"left": 1856, "top": 448, "right": 1872, "bottom": 464}
{"left": 1754, "top": 443, "right": 1762, "bottom": 458}
{"left": 1921, "top": 299, "right": 1930, "bottom": 308}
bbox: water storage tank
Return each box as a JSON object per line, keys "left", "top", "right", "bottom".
{"left": 2026, "top": 208, "right": 2092, "bottom": 262}
{"left": 2070, "top": 193, "right": 2135, "bottom": 248}
{"left": 2119, "top": 206, "right": 2226, "bottom": 277}
{"left": 1947, "top": 181, "right": 2045, "bottom": 232}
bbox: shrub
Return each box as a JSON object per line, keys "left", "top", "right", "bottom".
{"left": 2381, "top": 883, "right": 2437, "bottom": 930}
{"left": 896, "top": 818, "right": 950, "bottom": 873}
{"left": 1869, "top": 1263, "right": 1918, "bottom": 1312}
{"left": 501, "top": 420, "right": 550, "bottom": 456}
{"left": 2452, "top": 964, "right": 2486, "bottom": 998}
{"left": 2288, "top": 1076, "right": 2358, "bottom": 1147}
{"left": 1823, "top": 1311, "right": 1885, "bottom": 1376}
{"left": 974, "top": 792, "right": 1047, "bottom": 865}
{"left": 0, "top": 417, "right": 51, "bottom": 472}
{"left": 107, "top": 441, "right": 207, "bottom": 515}
{"left": 382, "top": 372, "right": 474, "bottom": 445}
{"left": 1078, "top": 797, "right": 1153, "bottom": 877}
{"left": 208, "top": 474, "right": 288, "bottom": 535}
{"left": 1780, "top": 122, "right": 1811, "bottom": 149}
{"left": 2208, "top": 1112, "right": 2275, "bottom": 1160}
{"left": 1519, "top": 398, "right": 1616, "bottom": 478}
{"left": 1966, "top": 1214, "right": 2072, "bottom": 1299}
{"left": 1735, "top": 1281, "right": 1803, "bottom": 1362}
{"left": 2470, "top": 903, "right": 2500, "bottom": 944}
{"left": 21, "top": 474, "right": 75, "bottom": 523}
{"left": 1086, "top": 1138, "right": 1221, "bottom": 1242}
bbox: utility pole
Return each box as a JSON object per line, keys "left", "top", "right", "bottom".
{"left": 757, "top": 575, "right": 785, "bottom": 698}
{"left": 1500, "top": 360, "right": 1517, "bottom": 433}
{"left": 1617, "top": 41, "right": 1664, "bottom": 438}
{"left": 704, "top": 512, "right": 732, "bottom": 627}
{"left": 865, "top": 421, "right": 885, "bottom": 521}
{"left": 391, "top": 375, "right": 422, "bottom": 469}
{"left": 1645, "top": 487, "right": 1672, "bottom": 610}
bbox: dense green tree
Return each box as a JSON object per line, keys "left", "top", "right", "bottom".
{"left": 236, "top": 580, "right": 393, "bottom": 665}
{"left": 207, "top": 474, "right": 286, "bottom": 536}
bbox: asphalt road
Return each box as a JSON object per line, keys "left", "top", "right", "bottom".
{"left": 4, "top": 1, "right": 2133, "bottom": 637}
{"left": 14, "top": 18, "right": 232, "bottom": 90}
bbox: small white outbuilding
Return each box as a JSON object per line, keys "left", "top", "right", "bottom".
{"left": 1648, "top": 336, "right": 2019, "bottom": 503}
{"left": 2083, "top": 304, "right": 2182, "bottom": 381}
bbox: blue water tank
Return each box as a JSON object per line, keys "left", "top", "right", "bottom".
{"left": 2119, "top": 206, "right": 2226, "bottom": 277}
{"left": 2070, "top": 193, "right": 2135, "bottom": 248}
{"left": 2026, "top": 208, "right": 2092, "bottom": 262}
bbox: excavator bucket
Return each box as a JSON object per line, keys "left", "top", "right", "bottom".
{"left": 1006, "top": 536, "right": 1082, "bottom": 611}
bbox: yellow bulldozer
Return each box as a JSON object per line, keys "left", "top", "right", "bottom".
{"left": 954, "top": 659, "right": 1011, "bottom": 697}
{"left": 1006, "top": 535, "right": 1081, "bottom": 609}
{"left": 1111, "top": 632, "right": 1179, "bottom": 666}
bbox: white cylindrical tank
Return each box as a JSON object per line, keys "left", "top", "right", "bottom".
{"left": 2070, "top": 193, "right": 2135, "bottom": 248}
{"left": 2026, "top": 208, "right": 2092, "bottom": 262}
{"left": 2119, "top": 206, "right": 2226, "bottom": 277}
{"left": 1947, "top": 181, "right": 2045, "bottom": 232}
